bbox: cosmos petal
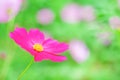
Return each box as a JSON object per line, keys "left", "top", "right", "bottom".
{"left": 43, "top": 39, "right": 68, "bottom": 54}
{"left": 34, "top": 52, "right": 67, "bottom": 62}
{"left": 10, "top": 27, "right": 36, "bottom": 55}
{"left": 29, "top": 29, "right": 44, "bottom": 44}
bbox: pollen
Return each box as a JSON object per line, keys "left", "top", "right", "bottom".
{"left": 33, "top": 43, "right": 43, "bottom": 52}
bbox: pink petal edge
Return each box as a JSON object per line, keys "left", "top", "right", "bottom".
{"left": 34, "top": 52, "right": 67, "bottom": 62}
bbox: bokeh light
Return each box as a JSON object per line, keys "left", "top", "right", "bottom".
{"left": 37, "top": 8, "right": 55, "bottom": 25}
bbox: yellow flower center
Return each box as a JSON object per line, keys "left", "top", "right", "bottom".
{"left": 7, "top": 8, "right": 12, "bottom": 15}
{"left": 33, "top": 43, "right": 43, "bottom": 52}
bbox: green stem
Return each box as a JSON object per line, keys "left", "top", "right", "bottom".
{"left": 17, "top": 58, "right": 34, "bottom": 80}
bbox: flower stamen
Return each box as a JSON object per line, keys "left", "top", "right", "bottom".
{"left": 33, "top": 43, "right": 43, "bottom": 52}
{"left": 7, "top": 8, "right": 12, "bottom": 15}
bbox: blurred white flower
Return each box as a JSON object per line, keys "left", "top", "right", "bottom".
{"left": 109, "top": 16, "right": 120, "bottom": 29}
{"left": 0, "top": 0, "right": 22, "bottom": 23}
{"left": 69, "top": 40, "right": 90, "bottom": 63}
{"left": 60, "top": 3, "right": 80, "bottom": 24}
{"left": 37, "top": 8, "right": 55, "bottom": 25}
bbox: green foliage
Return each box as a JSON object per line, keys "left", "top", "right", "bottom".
{"left": 0, "top": 0, "right": 120, "bottom": 80}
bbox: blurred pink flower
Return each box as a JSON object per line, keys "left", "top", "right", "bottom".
{"left": 109, "top": 16, "right": 120, "bottom": 29}
{"left": 61, "top": 3, "right": 80, "bottom": 23}
{"left": 0, "top": 53, "right": 6, "bottom": 60}
{"left": 10, "top": 27, "right": 68, "bottom": 62}
{"left": 80, "top": 6, "right": 95, "bottom": 22}
{"left": 60, "top": 3, "right": 95, "bottom": 23}
{"left": 0, "top": 0, "right": 22, "bottom": 23}
{"left": 97, "top": 32, "right": 111, "bottom": 46}
{"left": 69, "top": 40, "right": 90, "bottom": 63}
{"left": 37, "top": 8, "right": 55, "bottom": 25}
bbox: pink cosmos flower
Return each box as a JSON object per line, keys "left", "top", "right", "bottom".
{"left": 69, "top": 40, "right": 90, "bottom": 63}
{"left": 61, "top": 3, "right": 80, "bottom": 23}
{"left": 0, "top": 0, "right": 22, "bottom": 23}
{"left": 37, "top": 8, "right": 55, "bottom": 25}
{"left": 10, "top": 27, "right": 68, "bottom": 62}
{"left": 109, "top": 16, "right": 120, "bottom": 29}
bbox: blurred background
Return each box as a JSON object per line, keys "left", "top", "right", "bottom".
{"left": 0, "top": 0, "right": 120, "bottom": 80}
